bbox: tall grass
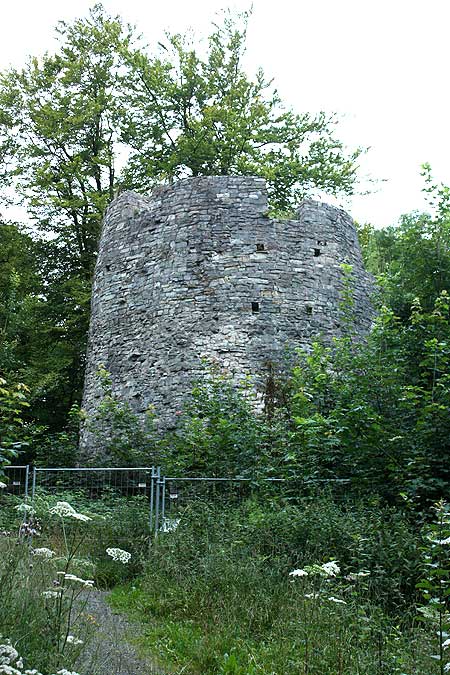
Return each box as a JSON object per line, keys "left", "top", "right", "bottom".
{"left": 111, "top": 494, "right": 434, "bottom": 675}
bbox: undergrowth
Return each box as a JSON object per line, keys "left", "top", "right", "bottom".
{"left": 110, "top": 494, "right": 434, "bottom": 675}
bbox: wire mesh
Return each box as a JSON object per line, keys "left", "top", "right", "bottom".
{"left": 1, "top": 466, "right": 353, "bottom": 539}
{"left": 156, "top": 476, "right": 352, "bottom": 534}
{"left": 30, "top": 466, "right": 159, "bottom": 549}
{"left": 157, "top": 476, "right": 286, "bottom": 533}
{"left": 2, "top": 465, "right": 29, "bottom": 497}
{"left": 32, "top": 466, "right": 157, "bottom": 501}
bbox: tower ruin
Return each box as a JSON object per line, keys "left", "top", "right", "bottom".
{"left": 81, "top": 176, "right": 373, "bottom": 451}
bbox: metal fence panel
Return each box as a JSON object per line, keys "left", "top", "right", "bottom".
{"left": 1, "top": 465, "right": 352, "bottom": 538}
{"left": 31, "top": 466, "right": 160, "bottom": 543}
{"left": 2, "top": 465, "right": 29, "bottom": 498}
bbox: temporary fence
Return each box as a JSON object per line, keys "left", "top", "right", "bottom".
{"left": 1, "top": 465, "right": 351, "bottom": 538}
{"left": 2, "top": 465, "right": 30, "bottom": 498}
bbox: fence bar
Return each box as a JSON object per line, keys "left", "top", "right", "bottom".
{"left": 31, "top": 467, "right": 37, "bottom": 502}
{"left": 149, "top": 466, "right": 156, "bottom": 532}
{"left": 24, "top": 465, "right": 29, "bottom": 502}
{"left": 154, "top": 468, "right": 161, "bottom": 538}
{"left": 33, "top": 466, "right": 156, "bottom": 472}
{"left": 161, "top": 476, "right": 166, "bottom": 528}
{"left": 163, "top": 476, "right": 350, "bottom": 483}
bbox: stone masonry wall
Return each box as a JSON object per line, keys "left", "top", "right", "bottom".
{"left": 80, "top": 176, "right": 374, "bottom": 453}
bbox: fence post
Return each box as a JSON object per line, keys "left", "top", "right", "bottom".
{"left": 161, "top": 476, "right": 166, "bottom": 530}
{"left": 149, "top": 466, "right": 155, "bottom": 535}
{"left": 31, "top": 466, "right": 37, "bottom": 504}
{"left": 154, "top": 467, "right": 161, "bottom": 538}
{"left": 24, "top": 465, "right": 30, "bottom": 503}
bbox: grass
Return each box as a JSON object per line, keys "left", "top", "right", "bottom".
{"left": 0, "top": 487, "right": 444, "bottom": 674}
{"left": 109, "top": 496, "right": 435, "bottom": 675}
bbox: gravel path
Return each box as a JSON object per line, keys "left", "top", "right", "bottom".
{"left": 77, "top": 590, "right": 163, "bottom": 675}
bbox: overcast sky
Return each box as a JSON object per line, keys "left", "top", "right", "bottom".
{"left": 1, "top": 0, "right": 449, "bottom": 227}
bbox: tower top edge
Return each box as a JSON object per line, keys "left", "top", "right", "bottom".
{"left": 107, "top": 176, "right": 355, "bottom": 225}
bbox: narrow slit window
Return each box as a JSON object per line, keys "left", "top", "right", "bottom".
{"left": 256, "top": 243, "right": 265, "bottom": 251}
{"left": 306, "top": 305, "right": 313, "bottom": 315}
{"left": 314, "top": 248, "right": 321, "bottom": 257}
{"left": 252, "top": 302, "right": 260, "bottom": 313}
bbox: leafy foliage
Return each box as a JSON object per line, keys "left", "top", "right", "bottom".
{"left": 359, "top": 165, "right": 450, "bottom": 318}
{"left": 122, "top": 10, "right": 361, "bottom": 213}
{"left": 0, "top": 376, "right": 29, "bottom": 472}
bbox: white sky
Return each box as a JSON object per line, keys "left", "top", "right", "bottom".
{"left": 1, "top": 0, "right": 449, "bottom": 227}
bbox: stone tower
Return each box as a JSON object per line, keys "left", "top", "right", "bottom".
{"left": 81, "top": 176, "right": 373, "bottom": 448}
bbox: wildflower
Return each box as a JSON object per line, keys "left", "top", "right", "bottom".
{"left": 56, "top": 670, "right": 81, "bottom": 675}
{"left": 346, "top": 570, "right": 370, "bottom": 581}
{"left": 161, "top": 518, "right": 180, "bottom": 532}
{"left": 322, "top": 561, "right": 340, "bottom": 577}
{"left": 289, "top": 569, "right": 308, "bottom": 577}
{"left": 19, "top": 519, "right": 41, "bottom": 538}
{"left": 14, "top": 504, "right": 34, "bottom": 515}
{"left": 32, "top": 548, "right": 54, "bottom": 559}
{"left": 66, "top": 636, "right": 83, "bottom": 645}
{"left": 0, "top": 665, "right": 22, "bottom": 674}
{"left": 304, "top": 592, "right": 320, "bottom": 599}
{"left": 49, "top": 502, "right": 91, "bottom": 522}
{"left": 0, "top": 643, "right": 19, "bottom": 665}
{"left": 328, "top": 596, "right": 347, "bottom": 604}
{"left": 57, "top": 573, "right": 94, "bottom": 588}
{"left": 443, "top": 638, "right": 450, "bottom": 649}
{"left": 444, "top": 664, "right": 450, "bottom": 673}
{"left": 432, "top": 537, "right": 450, "bottom": 545}
{"left": 0, "top": 482, "right": 6, "bottom": 489}
{"left": 106, "top": 547, "right": 131, "bottom": 564}
{"left": 42, "top": 590, "right": 63, "bottom": 599}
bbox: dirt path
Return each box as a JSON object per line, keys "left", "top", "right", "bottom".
{"left": 78, "top": 590, "right": 162, "bottom": 675}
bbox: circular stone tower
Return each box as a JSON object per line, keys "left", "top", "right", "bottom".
{"left": 81, "top": 176, "right": 373, "bottom": 453}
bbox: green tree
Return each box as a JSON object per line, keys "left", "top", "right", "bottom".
{"left": 359, "top": 166, "right": 450, "bottom": 318}
{"left": 0, "top": 377, "right": 30, "bottom": 472}
{"left": 0, "top": 221, "right": 40, "bottom": 374}
{"left": 122, "top": 10, "right": 362, "bottom": 213}
{"left": 0, "top": 4, "right": 134, "bottom": 277}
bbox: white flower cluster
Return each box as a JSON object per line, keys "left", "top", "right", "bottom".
{"left": 65, "top": 637, "right": 83, "bottom": 646}
{"left": 32, "top": 548, "right": 54, "bottom": 560}
{"left": 106, "top": 547, "right": 131, "bottom": 564}
{"left": 42, "top": 590, "right": 64, "bottom": 600}
{"left": 0, "top": 481, "right": 6, "bottom": 489}
{"left": 289, "top": 569, "right": 308, "bottom": 578}
{"left": 345, "top": 570, "right": 370, "bottom": 581}
{"left": 56, "top": 572, "right": 94, "bottom": 588}
{"left": 328, "top": 596, "right": 347, "bottom": 605}
{"left": 49, "top": 502, "right": 91, "bottom": 522}
{"left": 289, "top": 560, "right": 341, "bottom": 578}
{"left": 322, "top": 561, "right": 340, "bottom": 577}
{"left": 431, "top": 536, "right": 450, "bottom": 545}
{"left": 0, "top": 636, "right": 80, "bottom": 675}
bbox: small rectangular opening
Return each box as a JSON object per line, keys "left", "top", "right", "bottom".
{"left": 306, "top": 305, "right": 313, "bottom": 315}
{"left": 251, "top": 302, "right": 260, "bottom": 313}
{"left": 314, "top": 248, "right": 321, "bottom": 257}
{"left": 256, "top": 243, "right": 265, "bottom": 252}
